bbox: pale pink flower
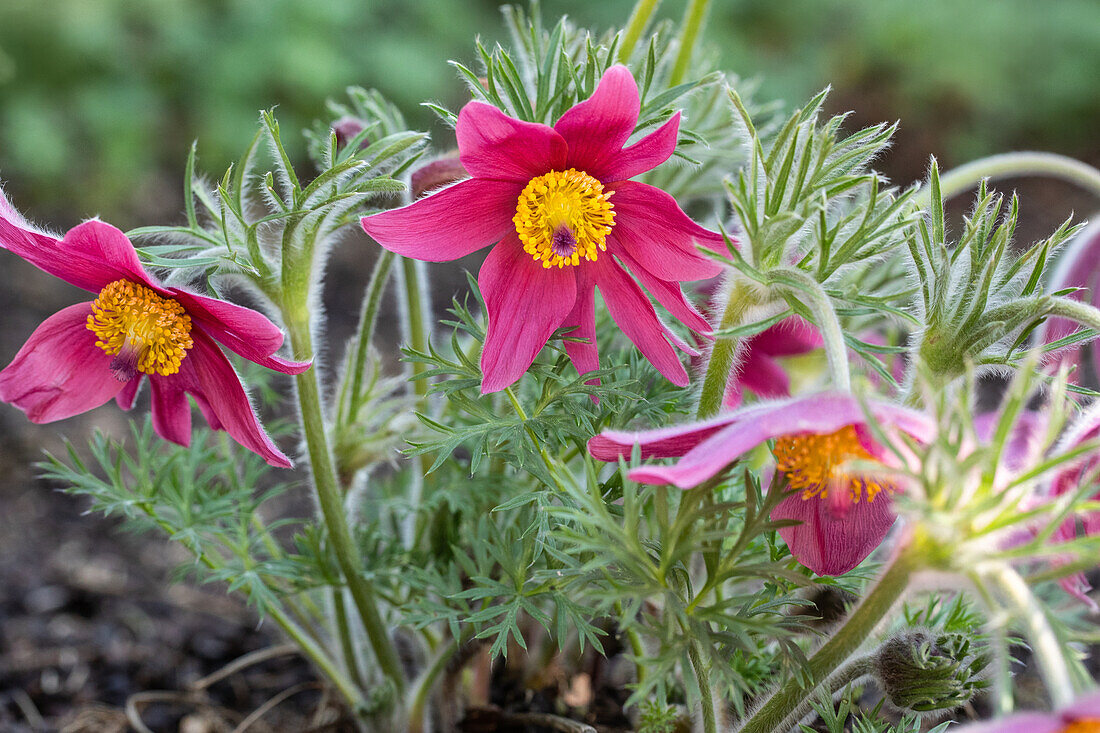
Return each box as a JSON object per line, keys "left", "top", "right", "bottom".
{"left": 951, "top": 690, "right": 1100, "bottom": 733}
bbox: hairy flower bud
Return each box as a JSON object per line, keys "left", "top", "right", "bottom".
{"left": 333, "top": 115, "right": 370, "bottom": 150}
{"left": 873, "top": 629, "right": 989, "bottom": 712}
{"left": 409, "top": 155, "right": 468, "bottom": 200}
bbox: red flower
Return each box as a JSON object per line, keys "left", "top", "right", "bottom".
{"left": 0, "top": 191, "right": 310, "bottom": 467}
{"left": 362, "top": 66, "right": 725, "bottom": 393}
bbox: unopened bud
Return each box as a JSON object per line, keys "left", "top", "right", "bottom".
{"left": 873, "top": 629, "right": 989, "bottom": 712}
{"left": 410, "top": 155, "right": 468, "bottom": 200}
{"left": 332, "top": 115, "right": 370, "bottom": 150}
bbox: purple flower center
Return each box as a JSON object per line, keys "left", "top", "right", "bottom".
{"left": 550, "top": 226, "right": 578, "bottom": 259}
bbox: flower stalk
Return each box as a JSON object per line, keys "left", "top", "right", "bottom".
{"left": 922, "top": 152, "right": 1100, "bottom": 207}
{"left": 696, "top": 278, "right": 761, "bottom": 419}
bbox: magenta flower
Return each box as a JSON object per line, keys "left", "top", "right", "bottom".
{"left": 588, "top": 393, "right": 933, "bottom": 575}
{"left": 1041, "top": 217, "right": 1100, "bottom": 385}
{"left": 951, "top": 690, "right": 1100, "bottom": 733}
{"left": 0, "top": 191, "right": 310, "bottom": 468}
{"left": 361, "top": 65, "right": 724, "bottom": 393}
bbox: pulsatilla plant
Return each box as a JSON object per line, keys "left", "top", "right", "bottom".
{"left": 4, "top": 3, "right": 1100, "bottom": 733}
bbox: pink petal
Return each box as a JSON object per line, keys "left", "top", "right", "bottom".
{"left": 955, "top": 715, "right": 1063, "bottom": 733}
{"left": 751, "top": 318, "right": 823, "bottom": 356}
{"left": 587, "top": 412, "right": 738, "bottom": 462}
{"left": 478, "top": 237, "right": 577, "bottom": 393}
{"left": 457, "top": 102, "right": 566, "bottom": 181}
{"left": 1065, "top": 691, "right": 1100, "bottom": 719}
{"left": 555, "top": 65, "right": 640, "bottom": 179}
{"left": 149, "top": 374, "right": 192, "bottom": 447}
{"left": 593, "top": 256, "right": 688, "bottom": 386}
{"left": 361, "top": 178, "right": 522, "bottom": 261}
{"left": 154, "top": 328, "right": 293, "bottom": 468}
{"left": 562, "top": 266, "right": 600, "bottom": 382}
{"left": 628, "top": 393, "right": 933, "bottom": 488}
{"left": 0, "top": 215, "right": 138, "bottom": 293}
{"left": 0, "top": 303, "right": 124, "bottom": 422}
{"left": 615, "top": 248, "right": 711, "bottom": 334}
{"left": 169, "top": 288, "right": 310, "bottom": 374}
{"left": 726, "top": 351, "right": 791, "bottom": 407}
{"left": 116, "top": 374, "right": 144, "bottom": 410}
{"left": 602, "top": 113, "right": 681, "bottom": 182}
{"left": 771, "top": 488, "right": 896, "bottom": 576}
{"left": 62, "top": 220, "right": 149, "bottom": 283}
{"left": 607, "top": 180, "right": 724, "bottom": 282}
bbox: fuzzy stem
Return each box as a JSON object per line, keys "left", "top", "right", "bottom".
{"left": 737, "top": 543, "right": 918, "bottom": 733}
{"left": 696, "top": 278, "right": 759, "bottom": 419}
{"left": 775, "top": 268, "right": 851, "bottom": 393}
{"left": 773, "top": 655, "right": 875, "bottom": 733}
{"left": 982, "top": 563, "right": 1074, "bottom": 709}
{"left": 408, "top": 630, "right": 473, "bottom": 733}
{"left": 505, "top": 386, "right": 566, "bottom": 490}
{"left": 332, "top": 587, "right": 366, "bottom": 691}
{"left": 922, "top": 152, "right": 1100, "bottom": 207}
{"left": 286, "top": 316, "right": 407, "bottom": 696}
{"left": 669, "top": 0, "right": 710, "bottom": 86}
{"left": 688, "top": 640, "right": 719, "bottom": 733}
{"left": 1046, "top": 297, "right": 1100, "bottom": 333}
{"left": 618, "top": 0, "right": 663, "bottom": 63}
{"left": 339, "top": 249, "right": 395, "bottom": 427}
{"left": 400, "top": 256, "right": 431, "bottom": 402}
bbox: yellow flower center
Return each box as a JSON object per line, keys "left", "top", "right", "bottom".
{"left": 772, "top": 425, "right": 887, "bottom": 504}
{"left": 513, "top": 169, "right": 615, "bottom": 269}
{"left": 86, "top": 279, "right": 194, "bottom": 381}
{"left": 1062, "top": 721, "right": 1100, "bottom": 733}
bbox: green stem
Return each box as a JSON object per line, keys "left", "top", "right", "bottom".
{"left": 408, "top": 630, "right": 474, "bottom": 733}
{"left": 775, "top": 268, "right": 851, "bottom": 393}
{"left": 400, "top": 256, "right": 430, "bottom": 403}
{"left": 505, "top": 386, "right": 566, "bottom": 490}
{"left": 687, "top": 641, "right": 718, "bottom": 733}
{"left": 332, "top": 587, "right": 367, "bottom": 690}
{"left": 618, "top": 0, "right": 662, "bottom": 63}
{"left": 669, "top": 0, "right": 710, "bottom": 86}
{"left": 773, "top": 656, "right": 875, "bottom": 733}
{"left": 1047, "top": 297, "right": 1100, "bottom": 333}
{"left": 982, "top": 563, "right": 1073, "bottom": 709}
{"left": 738, "top": 543, "right": 918, "bottom": 733}
{"left": 286, "top": 316, "right": 407, "bottom": 696}
{"left": 921, "top": 152, "right": 1100, "bottom": 207}
{"left": 339, "top": 249, "right": 395, "bottom": 427}
{"left": 696, "top": 279, "right": 759, "bottom": 419}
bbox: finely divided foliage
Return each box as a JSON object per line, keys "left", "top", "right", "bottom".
{"left": 2, "top": 3, "right": 1100, "bottom": 733}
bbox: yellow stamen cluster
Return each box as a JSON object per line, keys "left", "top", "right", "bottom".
{"left": 513, "top": 168, "right": 615, "bottom": 269}
{"left": 772, "top": 425, "right": 887, "bottom": 504}
{"left": 87, "top": 279, "right": 194, "bottom": 379}
{"left": 1062, "top": 721, "right": 1100, "bottom": 733}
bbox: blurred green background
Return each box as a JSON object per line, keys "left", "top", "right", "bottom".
{"left": 0, "top": 0, "right": 1097, "bottom": 228}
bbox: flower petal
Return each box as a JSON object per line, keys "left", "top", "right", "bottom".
{"left": 615, "top": 248, "right": 711, "bottom": 334}
{"left": 155, "top": 328, "right": 293, "bottom": 467}
{"left": 0, "top": 213, "right": 138, "bottom": 293}
{"left": 457, "top": 102, "right": 566, "bottom": 181}
{"left": 562, "top": 265, "right": 599, "bottom": 382}
{"left": 478, "top": 237, "right": 577, "bottom": 393}
{"left": 555, "top": 65, "right": 640, "bottom": 178}
{"left": 587, "top": 412, "right": 739, "bottom": 462}
{"left": 726, "top": 351, "right": 790, "bottom": 407}
{"left": 594, "top": 257, "right": 688, "bottom": 386}
{"left": 602, "top": 113, "right": 681, "bottom": 182}
{"left": 361, "top": 178, "right": 522, "bottom": 261}
{"left": 607, "top": 180, "right": 725, "bottom": 282}
{"left": 116, "top": 374, "right": 144, "bottom": 410}
{"left": 627, "top": 393, "right": 933, "bottom": 488}
{"left": 0, "top": 303, "right": 124, "bottom": 422}
{"left": 169, "top": 288, "right": 310, "bottom": 374}
{"left": 952, "top": 714, "right": 1063, "bottom": 733}
{"left": 751, "top": 317, "right": 823, "bottom": 356}
{"left": 771, "top": 488, "right": 896, "bottom": 576}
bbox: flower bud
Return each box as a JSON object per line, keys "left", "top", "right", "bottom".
{"left": 409, "top": 155, "right": 467, "bottom": 200}
{"left": 872, "top": 629, "right": 989, "bottom": 712}
{"left": 332, "top": 115, "right": 370, "bottom": 150}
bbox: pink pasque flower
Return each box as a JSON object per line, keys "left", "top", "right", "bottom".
{"left": 361, "top": 65, "right": 724, "bottom": 393}
{"left": 952, "top": 690, "right": 1100, "bottom": 733}
{"left": 0, "top": 191, "right": 310, "bottom": 468}
{"left": 1041, "top": 216, "right": 1100, "bottom": 385}
{"left": 588, "top": 392, "right": 933, "bottom": 576}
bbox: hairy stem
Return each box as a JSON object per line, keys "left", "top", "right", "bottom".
{"left": 775, "top": 267, "right": 851, "bottom": 393}
{"left": 618, "top": 0, "right": 662, "bottom": 63}
{"left": 688, "top": 640, "right": 719, "bottom": 733}
{"left": 696, "top": 278, "right": 759, "bottom": 419}
{"left": 669, "top": 0, "right": 710, "bottom": 86}
{"left": 981, "top": 563, "right": 1073, "bottom": 709}
{"left": 286, "top": 315, "right": 407, "bottom": 696}
{"left": 332, "top": 587, "right": 366, "bottom": 691}
{"left": 339, "top": 249, "right": 395, "bottom": 427}
{"left": 738, "top": 542, "right": 918, "bottom": 733}
{"left": 921, "top": 152, "right": 1100, "bottom": 207}
{"left": 773, "top": 655, "right": 875, "bottom": 733}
